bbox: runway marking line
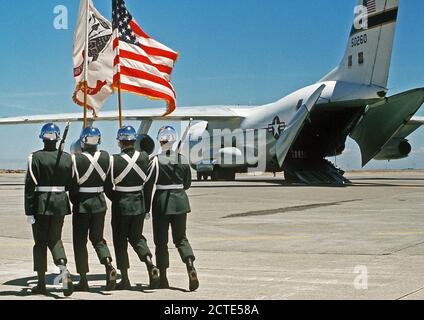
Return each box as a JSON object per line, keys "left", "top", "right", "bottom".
{"left": 206, "top": 235, "right": 311, "bottom": 241}
{"left": 350, "top": 183, "right": 424, "bottom": 189}
{"left": 376, "top": 231, "right": 424, "bottom": 236}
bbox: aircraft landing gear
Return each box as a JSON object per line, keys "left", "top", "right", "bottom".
{"left": 196, "top": 172, "right": 209, "bottom": 181}
{"left": 196, "top": 168, "right": 236, "bottom": 182}
{"left": 211, "top": 168, "right": 236, "bottom": 181}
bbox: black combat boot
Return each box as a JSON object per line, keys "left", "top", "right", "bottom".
{"left": 116, "top": 269, "right": 132, "bottom": 290}
{"left": 143, "top": 255, "right": 160, "bottom": 289}
{"left": 31, "top": 283, "right": 47, "bottom": 295}
{"left": 186, "top": 258, "right": 199, "bottom": 292}
{"left": 159, "top": 268, "right": 169, "bottom": 289}
{"left": 31, "top": 272, "right": 47, "bottom": 295}
{"left": 102, "top": 257, "right": 117, "bottom": 291}
{"left": 57, "top": 259, "right": 74, "bottom": 297}
{"left": 74, "top": 274, "right": 89, "bottom": 292}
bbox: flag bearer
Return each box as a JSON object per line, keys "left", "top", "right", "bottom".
{"left": 24, "top": 123, "right": 74, "bottom": 297}
{"left": 104, "top": 125, "right": 160, "bottom": 290}
{"left": 144, "top": 126, "right": 199, "bottom": 291}
{"left": 70, "top": 127, "right": 117, "bottom": 292}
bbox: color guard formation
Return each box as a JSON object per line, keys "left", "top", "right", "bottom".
{"left": 25, "top": 123, "right": 198, "bottom": 296}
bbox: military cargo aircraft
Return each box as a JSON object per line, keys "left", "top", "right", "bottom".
{"left": 1, "top": 0, "right": 423, "bottom": 184}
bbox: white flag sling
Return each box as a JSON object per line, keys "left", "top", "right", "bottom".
{"left": 73, "top": 0, "right": 114, "bottom": 116}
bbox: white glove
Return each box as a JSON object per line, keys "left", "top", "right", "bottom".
{"left": 27, "top": 216, "right": 36, "bottom": 225}
{"left": 145, "top": 212, "right": 151, "bottom": 220}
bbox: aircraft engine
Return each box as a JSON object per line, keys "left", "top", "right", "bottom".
{"left": 374, "top": 140, "right": 412, "bottom": 160}
{"left": 217, "top": 147, "right": 245, "bottom": 168}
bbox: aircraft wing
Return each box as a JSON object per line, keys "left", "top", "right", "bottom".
{"left": 0, "top": 106, "right": 247, "bottom": 125}
{"left": 371, "top": 115, "right": 424, "bottom": 160}
{"left": 398, "top": 116, "right": 424, "bottom": 138}
{"left": 409, "top": 116, "right": 424, "bottom": 125}
{"left": 385, "top": 116, "right": 424, "bottom": 142}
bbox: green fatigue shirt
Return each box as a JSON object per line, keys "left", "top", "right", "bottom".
{"left": 104, "top": 147, "right": 151, "bottom": 216}
{"left": 24, "top": 146, "right": 74, "bottom": 216}
{"left": 70, "top": 150, "right": 110, "bottom": 215}
{"left": 144, "top": 151, "right": 192, "bottom": 216}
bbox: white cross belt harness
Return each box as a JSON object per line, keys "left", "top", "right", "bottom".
{"left": 28, "top": 154, "right": 66, "bottom": 193}
{"left": 72, "top": 152, "right": 108, "bottom": 194}
{"left": 111, "top": 151, "right": 147, "bottom": 193}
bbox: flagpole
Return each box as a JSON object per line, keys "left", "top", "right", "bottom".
{"left": 118, "top": 80, "right": 123, "bottom": 128}
{"left": 83, "top": 82, "right": 88, "bottom": 127}
{"left": 83, "top": 0, "right": 90, "bottom": 128}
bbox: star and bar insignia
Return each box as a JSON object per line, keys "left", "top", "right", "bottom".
{"left": 268, "top": 116, "right": 286, "bottom": 139}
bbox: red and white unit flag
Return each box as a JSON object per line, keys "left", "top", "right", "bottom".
{"left": 73, "top": 0, "right": 114, "bottom": 116}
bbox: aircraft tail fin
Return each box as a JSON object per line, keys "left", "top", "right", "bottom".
{"left": 321, "top": 0, "right": 399, "bottom": 88}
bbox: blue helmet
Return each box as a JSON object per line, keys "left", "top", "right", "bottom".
{"left": 117, "top": 125, "right": 137, "bottom": 142}
{"left": 80, "top": 127, "right": 101, "bottom": 146}
{"left": 157, "top": 126, "right": 178, "bottom": 143}
{"left": 39, "top": 123, "right": 61, "bottom": 141}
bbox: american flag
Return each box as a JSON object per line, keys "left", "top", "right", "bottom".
{"left": 366, "top": 0, "right": 377, "bottom": 13}
{"left": 112, "top": 0, "right": 178, "bottom": 115}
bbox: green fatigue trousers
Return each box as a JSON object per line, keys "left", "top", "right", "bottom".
{"left": 32, "top": 215, "right": 67, "bottom": 272}
{"left": 111, "top": 214, "right": 152, "bottom": 270}
{"left": 152, "top": 213, "right": 195, "bottom": 269}
{"left": 72, "top": 212, "right": 112, "bottom": 274}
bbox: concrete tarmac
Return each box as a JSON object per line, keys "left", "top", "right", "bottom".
{"left": 1, "top": 171, "right": 424, "bottom": 300}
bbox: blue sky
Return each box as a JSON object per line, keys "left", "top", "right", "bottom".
{"left": 0, "top": 0, "right": 423, "bottom": 170}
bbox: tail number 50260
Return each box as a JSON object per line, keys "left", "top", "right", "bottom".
{"left": 352, "top": 34, "right": 367, "bottom": 47}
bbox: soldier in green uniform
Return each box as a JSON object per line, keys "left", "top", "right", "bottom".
{"left": 104, "top": 125, "right": 160, "bottom": 290}
{"left": 144, "top": 126, "right": 199, "bottom": 291}
{"left": 25, "top": 123, "right": 74, "bottom": 296}
{"left": 70, "top": 127, "right": 117, "bottom": 292}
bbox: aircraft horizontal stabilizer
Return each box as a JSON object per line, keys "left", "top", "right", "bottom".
{"left": 409, "top": 116, "right": 424, "bottom": 125}
{"left": 276, "top": 85, "right": 326, "bottom": 167}
{"left": 350, "top": 88, "right": 424, "bottom": 166}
